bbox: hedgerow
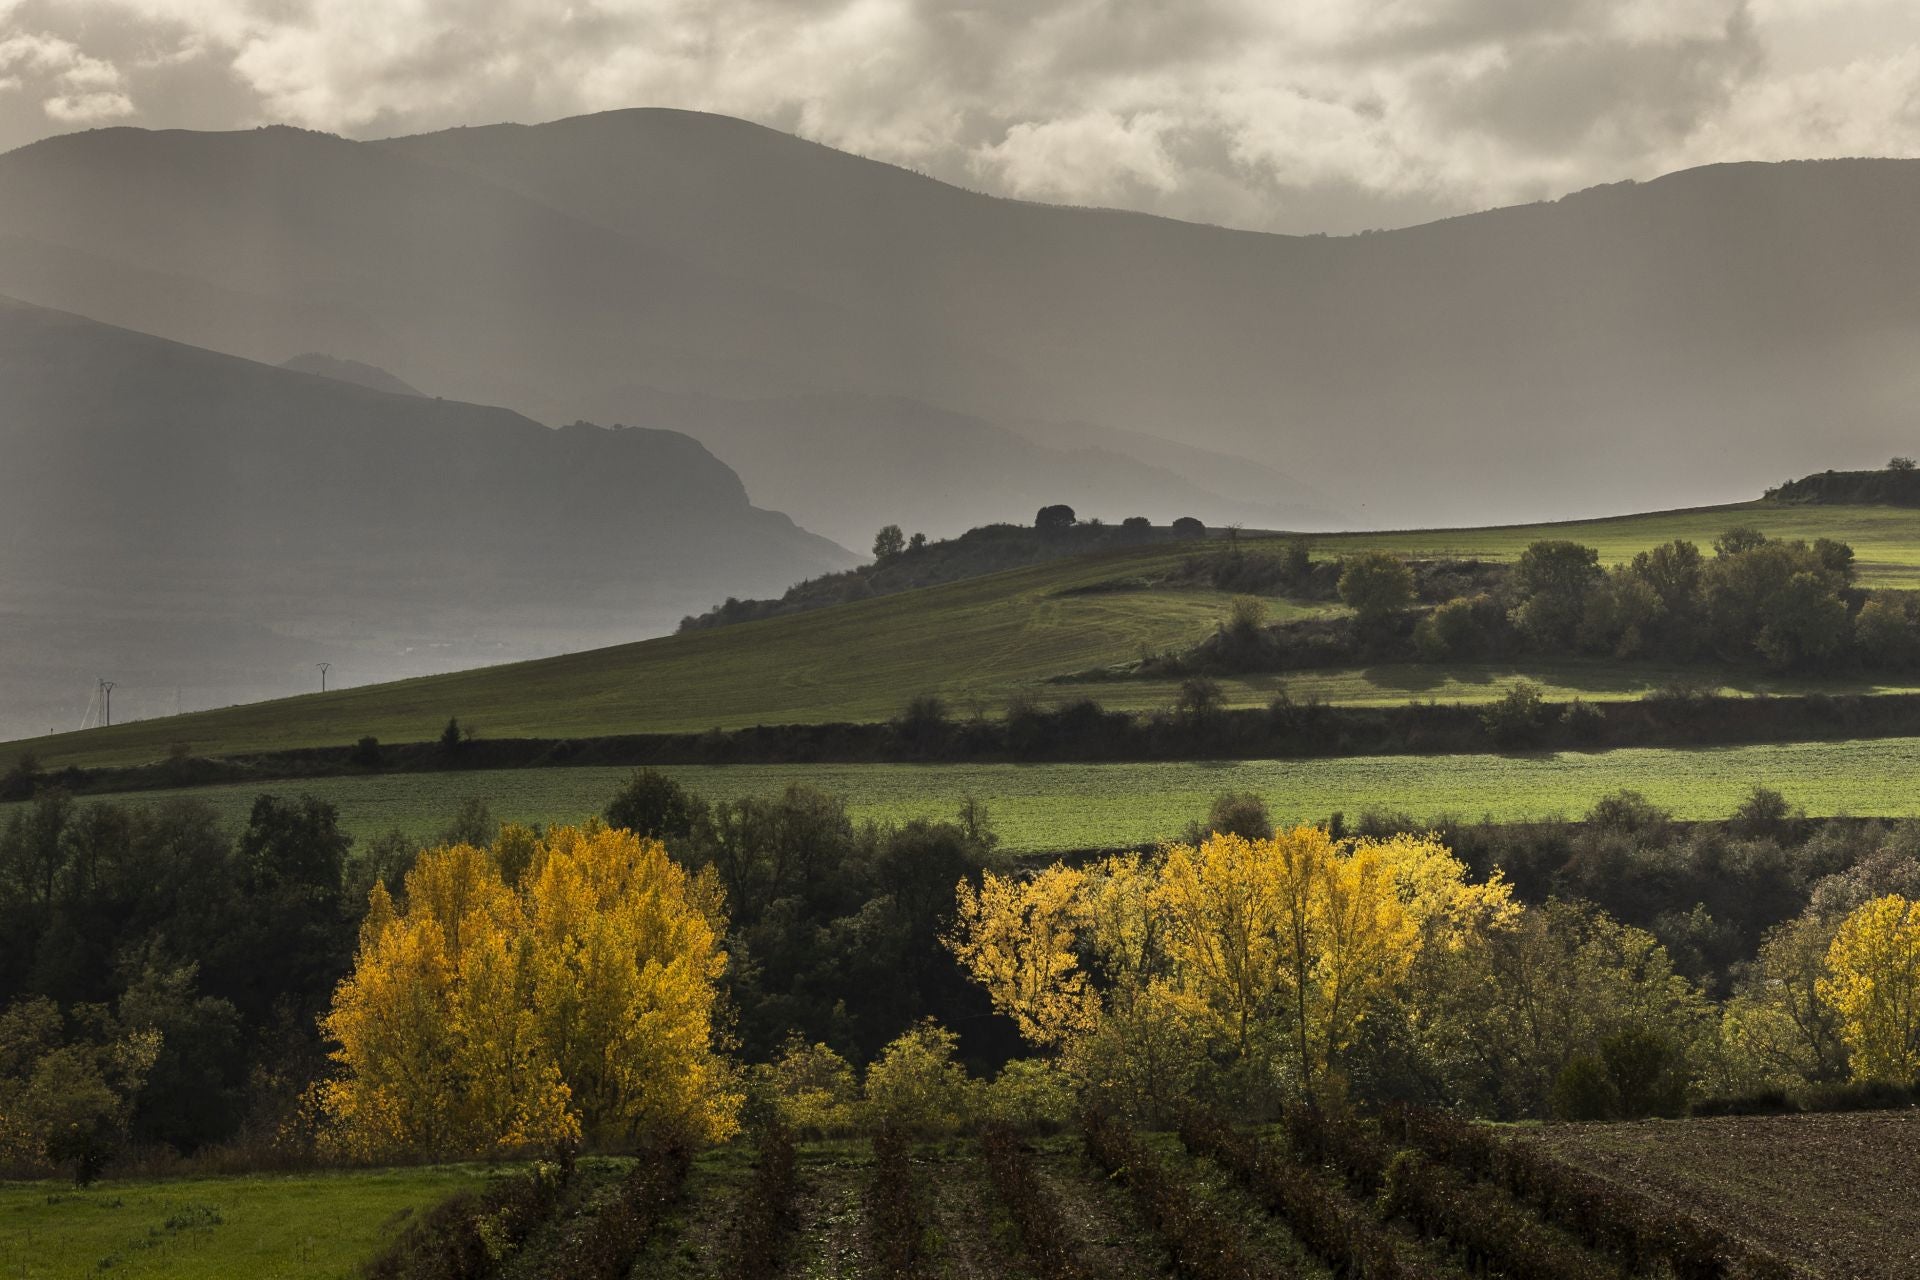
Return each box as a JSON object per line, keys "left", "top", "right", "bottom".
{"left": 1082, "top": 1108, "right": 1278, "bottom": 1280}
{"left": 1176, "top": 1106, "right": 1443, "bottom": 1280}
{"left": 1379, "top": 1105, "right": 1794, "bottom": 1280}
{"left": 981, "top": 1123, "right": 1108, "bottom": 1280}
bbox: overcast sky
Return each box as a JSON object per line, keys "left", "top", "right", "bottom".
{"left": 3, "top": 0, "right": 1918, "bottom": 234}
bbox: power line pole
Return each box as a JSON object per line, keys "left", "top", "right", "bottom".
{"left": 317, "top": 662, "right": 331, "bottom": 693}
{"left": 99, "top": 678, "right": 115, "bottom": 728}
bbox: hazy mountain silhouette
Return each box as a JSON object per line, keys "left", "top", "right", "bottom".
{"left": 0, "top": 295, "right": 852, "bottom": 739}
{"left": 280, "top": 352, "right": 422, "bottom": 396}
{"left": 4, "top": 111, "right": 1920, "bottom": 533}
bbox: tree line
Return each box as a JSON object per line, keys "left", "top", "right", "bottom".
{"left": 7, "top": 774, "right": 1920, "bottom": 1180}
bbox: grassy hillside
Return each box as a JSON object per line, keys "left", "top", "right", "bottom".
{"left": 19, "top": 735, "right": 1920, "bottom": 855}
{"left": 10, "top": 500, "right": 1918, "bottom": 771}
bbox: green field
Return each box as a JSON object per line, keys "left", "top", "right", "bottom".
{"left": 17, "top": 737, "right": 1918, "bottom": 854}
{"left": 13, "top": 501, "right": 1916, "bottom": 771}
{"left": 0, "top": 1164, "right": 493, "bottom": 1280}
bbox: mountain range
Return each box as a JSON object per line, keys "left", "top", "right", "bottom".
{"left": 6, "top": 110, "right": 1920, "bottom": 536}
{"left": 0, "top": 295, "right": 850, "bottom": 740}
{"left": 6, "top": 108, "right": 1920, "bottom": 733}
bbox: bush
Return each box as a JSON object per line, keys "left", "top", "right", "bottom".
{"left": 1200, "top": 791, "right": 1274, "bottom": 841}
{"left": 862, "top": 1021, "right": 977, "bottom": 1136}
{"left": 349, "top": 736, "right": 384, "bottom": 770}
{"left": 982, "top": 1059, "right": 1076, "bottom": 1134}
{"left": 1481, "top": 681, "right": 1552, "bottom": 749}
{"left": 1562, "top": 698, "right": 1606, "bottom": 746}
{"left": 1551, "top": 1054, "right": 1616, "bottom": 1121}
{"left": 756, "top": 1039, "right": 860, "bottom": 1138}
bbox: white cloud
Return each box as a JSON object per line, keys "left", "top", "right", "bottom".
{"left": 1, "top": 0, "right": 1918, "bottom": 231}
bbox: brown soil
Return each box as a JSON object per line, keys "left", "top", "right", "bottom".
{"left": 1533, "top": 1111, "right": 1920, "bottom": 1280}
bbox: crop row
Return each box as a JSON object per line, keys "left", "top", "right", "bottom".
{"left": 540, "top": 1147, "right": 691, "bottom": 1279}
{"left": 1379, "top": 1106, "right": 1793, "bottom": 1280}
{"left": 867, "top": 1126, "right": 932, "bottom": 1278}
{"left": 362, "top": 1157, "right": 572, "bottom": 1280}
{"left": 981, "top": 1123, "right": 1112, "bottom": 1280}
{"left": 1176, "top": 1106, "right": 1443, "bottom": 1280}
{"left": 1284, "top": 1106, "right": 1613, "bottom": 1280}
{"left": 1082, "top": 1108, "right": 1283, "bottom": 1280}
{"left": 725, "top": 1119, "right": 800, "bottom": 1279}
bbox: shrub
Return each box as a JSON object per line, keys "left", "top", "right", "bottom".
{"left": 1481, "top": 681, "right": 1551, "bottom": 749}
{"left": 981, "top": 1059, "right": 1076, "bottom": 1134}
{"left": 1551, "top": 1054, "right": 1616, "bottom": 1121}
{"left": 1562, "top": 698, "right": 1606, "bottom": 746}
{"left": 349, "top": 736, "right": 384, "bottom": 770}
{"left": 1200, "top": 791, "right": 1274, "bottom": 841}
{"left": 756, "top": 1039, "right": 861, "bottom": 1138}
{"left": 862, "top": 1021, "right": 977, "bottom": 1136}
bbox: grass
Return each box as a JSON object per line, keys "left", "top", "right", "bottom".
{"left": 0, "top": 1164, "right": 495, "bottom": 1280}
{"left": 18, "top": 736, "right": 1920, "bottom": 854}
{"left": 13, "top": 501, "right": 1917, "bottom": 771}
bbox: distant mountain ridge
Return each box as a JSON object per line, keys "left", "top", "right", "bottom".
{"left": 0, "top": 294, "right": 853, "bottom": 740}
{"left": 280, "top": 352, "right": 422, "bottom": 396}
{"left": 3, "top": 111, "right": 1919, "bottom": 546}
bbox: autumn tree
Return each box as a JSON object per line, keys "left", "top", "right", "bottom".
{"left": 320, "top": 824, "right": 738, "bottom": 1160}
{"left": 1820, "top": 894, "right": 1920, "bottom": 1083}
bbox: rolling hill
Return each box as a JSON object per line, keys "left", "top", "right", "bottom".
{"left": 7, "top": 112, "right": 1920, "bottom": 536}
{"left": 12, "top": 496, "right": 1917, "bottom": 772}
{"left": 0, "top": 295, "right": 853, "bottom": 741}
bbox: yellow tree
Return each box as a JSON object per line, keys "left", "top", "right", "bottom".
{"left": 948, "top": 865, "right": 1100, "bottom": 1049}
{"left": 1154, "top": 833, "right": 1284, "bottom": 1055}
{"left": 321, "top": 825, "right": 738, "bottom": 1159}
{"left": 1820, "top": 894, "right": 1920, "bottom": 1082}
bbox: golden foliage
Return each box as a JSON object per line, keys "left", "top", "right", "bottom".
{"left": 320, "top": 824, "right": 739, "bottom": 1159}
{"left": 1820, "top": 894, "right": 1920, "bottom": 1083}
{"left": 948, "top": 827, "right": 1496, "bottom": 1097}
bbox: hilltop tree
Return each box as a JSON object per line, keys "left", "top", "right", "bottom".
{"left": 1890, "top": 456, "right": 1916, "bottom": 472}
{"left": 1171, "top": 516, "right": 1206, "bottom": 538}
{"left": 872, "top": 524, "right": 906, "bottom": 559}
{"left": 1035, "top": 504, "right": 1077, "bottom": 533}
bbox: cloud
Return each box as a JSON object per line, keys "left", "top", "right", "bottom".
{"left": 0, "top": 28, "right": 135, "bottom": 122}
{"left": 1, "top": 0, "right": 1918, "bottom": 231}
